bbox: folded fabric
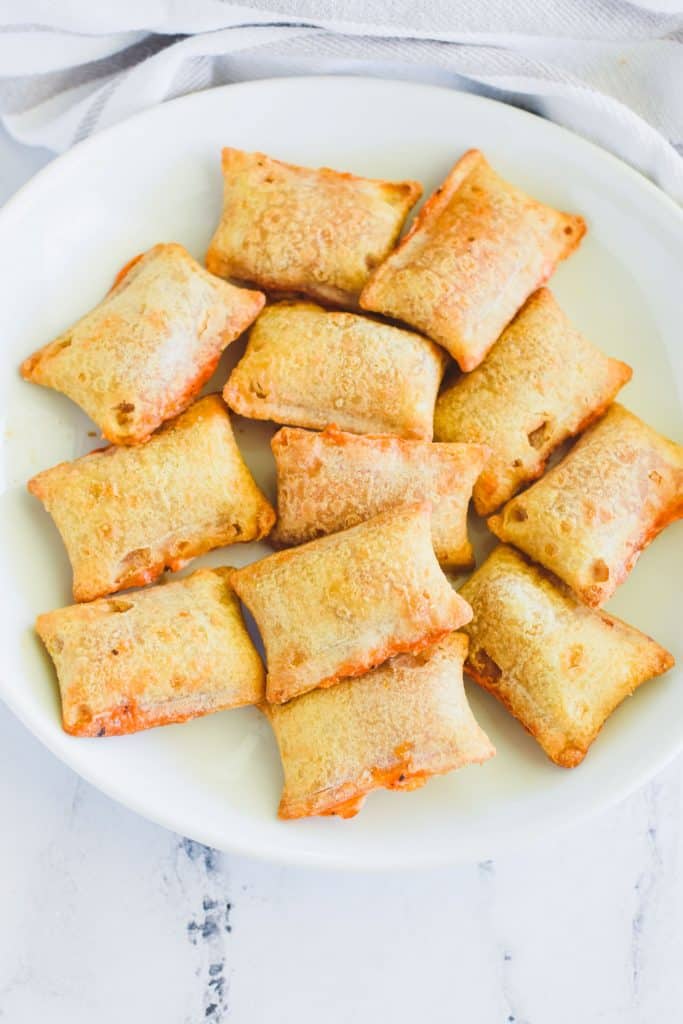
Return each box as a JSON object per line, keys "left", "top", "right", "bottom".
{"left": 0, "top": 1, "right": 681, "bottom": 202}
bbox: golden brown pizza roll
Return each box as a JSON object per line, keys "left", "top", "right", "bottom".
{"left": 231, "top": 502, "right": 472, "bottom": 704}
{"left": 21, "top": 243, "right": 265, "bottom": 445}
{"left": 266, "top": 633, "right": 495, "bottom": 819}
{"left": 223, "top": 301, "right": 447, "bottom": 439}
{"left": 434, "top": 289, "right": 632, "bottom": 515}
{"left": 360, "top": 149, "right": 586, "bottom": 371}
{"left": 460, "top": 546, "right": 674, "bottom": 767}
{"left": 488, "top": 405, "right": 683, "bottom": 606}
{"left": 205, "top": 147, "right": 422, "bottom": 308}
{"left": 271, "top": 425, "right": 490, "bottom": 568}
{"left": 36, "top": 568, "right": 265, "bottom": 737}
{"left": 28, "top": 395, "right": 275, "bottom": 602}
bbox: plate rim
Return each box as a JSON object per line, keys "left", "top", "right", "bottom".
{"left": 2, "top": 76, "right": 682, "bottom": 234}
{"left": 1, "top": 75, "right": 682, "bottom": 869}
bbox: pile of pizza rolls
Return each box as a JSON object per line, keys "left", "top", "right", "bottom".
{"left": 24, "top": 146, "right": 682, "bottom": 819}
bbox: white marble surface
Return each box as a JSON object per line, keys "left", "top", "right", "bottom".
{"left": 1, "top": 125, "right": 682, "bottom": 1024}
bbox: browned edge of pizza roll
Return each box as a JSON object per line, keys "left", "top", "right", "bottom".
{"left": 231, "top": 502, "right": 472, "bottom": 704}
{"left": 36, "top": 567, "right": 265, "bottom": 737}
{"left": 270, "top": 424, "right": 490, "bottom": 569}
{"left": 487, "top": 404, "right": 683, "bottom": 606}
{"left": 21, "top": 242, "right": 265, "bottom": 444}
{"left": 360, "top": 148, "right": 586, "bottom": 371}
{"left": 460, "top": 545, "right": 674, "bottom": 767}
{"left": 206, "top": 146, "right": 422, "bottom": 307}
{"left": 264, "top": 632, "right": 495, "bottom": 819}
{"left": 434, "top": 288, "right": 632, "bottom": 515}
{"left": 223, "top": 301, "right": 448, "bottom": 440}
{"left": 28, "top": 394, "right": 275, "bottom": 602}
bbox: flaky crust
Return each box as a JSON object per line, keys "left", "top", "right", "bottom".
{"left": 231, "top": 502, "right": 473, "bottom": 704}
{"left": 223, "top": 301, "right": 447, "bottom": 439}
{"left": 266, "top": 633, "right": 494, "bottom": 819}
{"left": 36, "top": 568, "right": 265, "bottom": 737}
{"left": 360, "top": 149, "right": 586, "bottom": 371}
{"left": 488, "top": 404, "right": 683, "bottom": 606}
{"left": 271, "top": 426, "right": 490, "bottom": 568}
{"left": 28, "top": 395, "right": 275, "bottom": 602}
{"left": 434, "top": 289, "right": 632, "bottom": 514}
{"left": 205, "top": 147, "right": 422, "bottom": 307}
{"left": 21, "top": 243, "right": 265, "bottom": 444}
{"left": 460, "top": 546, "right": 674, "bottom": 767}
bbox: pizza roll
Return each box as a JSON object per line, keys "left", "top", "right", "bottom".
{"left": 28, "top": 395, "right": 275, "bottom": 602}
{"left": 205, "top": 147, "right": 422, "bottom": 307}
{"left": 266, "top": 633, "right": 495, "bottom": 819}
{"left": 271, "top": 426, "right": 490, "bottom": 568}
{"left": 36, "top": 568, "right": 265, "bottom": 737}
{"left": 231, "top": 502, "right": 472, "bottom": 704}
{"left": 434, "top": 289, "right": 632, "bottom": 515}
{"left": 488, "top": 405, "right": 683, "bottom": 606}
{"left": 21, "top": 243, "right": 265, "bottom": 445}
{"left": 360, "top": 149, "right": 586, "bottom": 371}
{"left": 460, "top": 546, "right": 674, "bottom": 767}
{"left": 223, "top": 301, "right": 447, "bottom": 439}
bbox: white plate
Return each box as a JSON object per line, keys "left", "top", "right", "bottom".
{"left": 1, "top": 78, "right": 681, "bottom": 869}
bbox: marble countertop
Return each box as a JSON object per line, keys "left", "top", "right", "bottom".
{"left": 1, "top": 126, "right": 682, "bottom": 1024}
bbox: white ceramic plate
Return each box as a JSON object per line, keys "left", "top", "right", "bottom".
{"left": 1, "top": 78, "right": 681, "bottom": 868}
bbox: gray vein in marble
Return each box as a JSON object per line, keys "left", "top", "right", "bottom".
{"left": 177, "top": 839, "right": 231, "bottom": 1023}
{"left": 478, "top": 860, "right": 532, "bottom": 1024}
{"left": 67, "top": 777, "right": 85, "bottom": 824}
{"left": 629, "top": 776, "right": 678, "bottom": 1008}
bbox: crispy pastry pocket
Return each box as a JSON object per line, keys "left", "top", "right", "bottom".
{"left": 271, "top": 425, "right": 490, "bottom": 568}
{"left": 266, "top": 632, "right": 495, "bottom": 819}
{"left": 21, "top": 243, "right": 265, "bottom": 444}
{"left": 28, "top": 395, "right": 275, "bottom": 602}
{"left": 205, "top": 147, "right": 422, "bottom": 307}
{"left": 488, "top": 404, "right": 683, "bottom": 606}
{"left": 231, "top": 502, "right": 473, "bottom": 704}
{"left": 460, "top": 546, "right": 674, "bottom": 767}
{"left": 224, "top": 301, "right": 447, "bottom": 439}
{"left": 434, "top": 289, "right": 632, "bottom": 515}
{"left": 360, "top": 149, "right": 585, "bottom": 371}
{"left": 36, "top": 568, "right": 265, "bottom": 737}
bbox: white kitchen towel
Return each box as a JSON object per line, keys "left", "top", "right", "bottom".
{"left": 0, "top": 0, "right": 682, "bottom": 201}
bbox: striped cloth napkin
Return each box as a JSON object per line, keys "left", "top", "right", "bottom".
{"left": 0, "top": 0, "right": 682, "bottom": 200}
